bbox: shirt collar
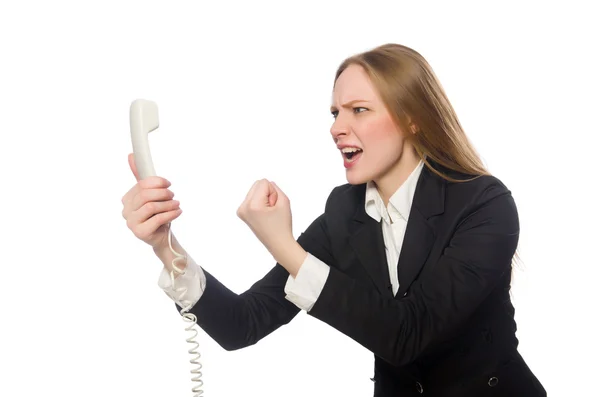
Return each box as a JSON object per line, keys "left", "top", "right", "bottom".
{"left": 365, "top": 160, "right": 424, "bottom": 224}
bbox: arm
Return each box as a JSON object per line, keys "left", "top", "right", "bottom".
{"left": 164, "top": 215, "right": 336, "bottom": 351}
{"left": 282, "top": 185, "right": 519, "bottom": 366}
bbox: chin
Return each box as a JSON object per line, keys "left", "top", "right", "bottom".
{"left": 345, "top": 170, "right": 371, "bottom": 185}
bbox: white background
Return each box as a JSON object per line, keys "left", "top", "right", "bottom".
{"left": 1, "top": 1, "right": 598, "bottom": 396}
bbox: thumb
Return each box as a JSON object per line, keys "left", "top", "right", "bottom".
{"left": 128, "top": 153, "right": 140, "bottom": 182}
{"left": 270, "top": 182, "right": 288, "bottom": 207}
{"left": 267, "top": 182, "right": 278, "bottom": 207}
{"left": 246, "top": 179, "right": 271, "bottom": 208}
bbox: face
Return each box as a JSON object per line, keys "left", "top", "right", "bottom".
{"left": 330, "top": 64, "right": 416, "bottom": 187}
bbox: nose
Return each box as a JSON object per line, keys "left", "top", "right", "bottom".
{"left": 330, "top": 118, "right": 350, "bottom": 142}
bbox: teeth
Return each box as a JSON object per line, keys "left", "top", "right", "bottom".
{"left": 341, "top": 147, "right": 362, "bottom": 153}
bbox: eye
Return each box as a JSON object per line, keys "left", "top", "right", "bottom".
{"left": 331, "top": 107, "right": 368, "bottom": 119}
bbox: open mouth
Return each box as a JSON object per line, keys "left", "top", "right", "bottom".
{"left": 342, "top": 148, "right": 363, "bottom": 161}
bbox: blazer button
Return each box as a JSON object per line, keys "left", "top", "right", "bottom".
{"left": 488, "top": 377, "right": 499, "bottom": 387}
{"left": 403, "top": 292, "right": 407, "bottom": 297}
{"left": 416, "top": 381, "right": 423, "bottom": 394}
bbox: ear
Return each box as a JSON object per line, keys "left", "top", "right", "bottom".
{"left": 408, "top": 122, "right": 419, "bottom": 135}
{"left": 406, "top": 117, "right": 419, "bottom": 135}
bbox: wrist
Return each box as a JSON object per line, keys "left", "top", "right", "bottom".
{"left": 153, "top": 235, "right": 188, "bottom": 274}
{"left": 272, "top": 239, "right": 307, "bottom": 278}
{"left": 153, "top": 240, "right": 170, "bottom": 258}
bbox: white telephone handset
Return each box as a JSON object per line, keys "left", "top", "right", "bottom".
{"left": 129, "top": 99, "right": 158, "bottom": 179}
{"left": 129, "top": 99, "right": 205, "bottom": 396}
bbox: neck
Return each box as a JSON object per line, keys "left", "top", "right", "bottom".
{"left": 374, "top": 145, "right": 421, "bottom": 205}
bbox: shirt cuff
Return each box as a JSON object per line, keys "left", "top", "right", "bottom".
{"left": 284, "top": 252, "right": 330, "bottom": 312}
{"left": 157, "top": 255, "right": 206, "bottom": 311}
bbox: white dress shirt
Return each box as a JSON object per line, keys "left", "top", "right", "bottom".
{"left": 158, "top": 160, "right": 424, "bottom": 313}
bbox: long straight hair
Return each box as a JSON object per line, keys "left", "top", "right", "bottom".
{"left": 333, "top": 43, "right": 521, "bottom": 274}
{"left": 334, "top": 43, "right": 489, "bottom": 182}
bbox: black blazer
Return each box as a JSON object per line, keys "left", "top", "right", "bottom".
{"left": 185, "top": 161, "right": 546, "bottom": 397}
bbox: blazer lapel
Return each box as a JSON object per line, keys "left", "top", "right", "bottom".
{"left": 349, "top": 187, "right": 394, "bottom": 298}
{"left": 345, "top": 162, "right": 446, "bottom": 300}
{"left": 395, "top": 163, "right": 445, "bottom": 298}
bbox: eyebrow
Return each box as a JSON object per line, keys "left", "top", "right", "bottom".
{"left": 330, "top": 99, "right": 370, "bottom": 113}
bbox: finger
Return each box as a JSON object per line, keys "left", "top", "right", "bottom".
{"left": 242, "top": 179, "right": 271, "bottom": 210}
{"left": 121, "top": 177, "right": 171, "bottom": 210}
{"left": 267, "top": 182, "right": 278, "bottom": 207}
{"left": 131, "top": 188, "right": 175, "bottom": 212}
{"left": 270, "top": 182, "right": 288, "bottom": 207}
{"left": 147, "top": 208, "right": 183, "bottom": 232}
{"left": 134, "top": 208, "right": 183, "bottom": 239}
{"left": 139, "top": 176, "right": 171, "bottom": 190}
{"left": 248, "top": 179, "right": 272, "bottom": 208}
{"left": 130, "top": 199, "right": 181, "bottom": 225}
{"left": 243, "top": 179, "right": 263, "bottom": 202}
{"left": 238, "top": 179, "right": 271, "bottom": 218}
{"left": 128, "top": 153, "right": 140, "bottom": 182}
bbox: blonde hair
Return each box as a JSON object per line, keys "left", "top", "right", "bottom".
{"left": 334, "top": 43, "right": 521, "bottom": 275}
{"left": 334, "top": 43, "right": 488, "bottom": 183}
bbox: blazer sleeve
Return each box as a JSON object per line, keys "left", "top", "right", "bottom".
{"left": 306, "top": 183, "right": 519, "bottom": 367}
{"left": 181, "top": 212, "right": 336, "bottom": 351}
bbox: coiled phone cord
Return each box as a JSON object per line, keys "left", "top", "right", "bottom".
{"left": 166, "top": 222, "right": 204, "bottom": 396}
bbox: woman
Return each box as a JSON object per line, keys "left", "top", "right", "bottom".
{"left": 121, "top": 43, "right": 546, "bottom": 396}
